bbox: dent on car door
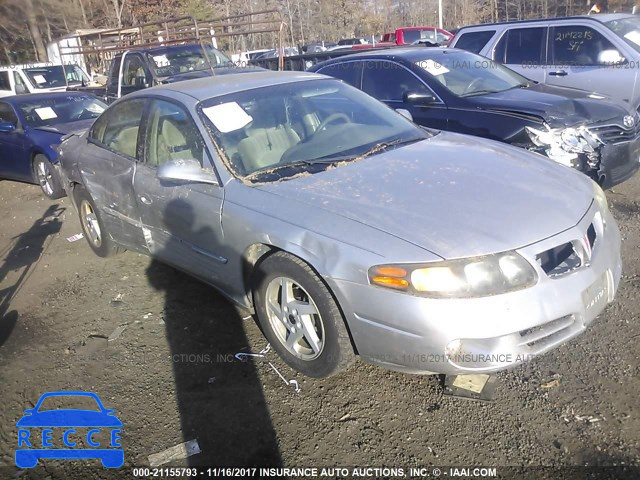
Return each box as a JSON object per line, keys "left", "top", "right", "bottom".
{"left": 361, "top": 60, "right": 448, "bottom": 130}
{"left": 133, "top": 98, "right": 227, "bottom": 286}
{"left": 0, "top": 102, "right": 27, "bottom": 180}
{"left": 547, "top": 24, "right": 633, "bottom": 102}
{"left": 82, "top": 98, "right": 147, "bottom": 250}
{"left": 493, "top": 26, "right": 548, "bottom": 83}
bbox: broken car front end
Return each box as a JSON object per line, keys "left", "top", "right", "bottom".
{"left": 525, "top": 112, "right": 640, "bottom": 188}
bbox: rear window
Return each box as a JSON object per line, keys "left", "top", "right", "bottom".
{"left": 454, "top": 30, "right": 496, "bottom": 54}
{"left": 0, "top": 71, "right": 10, "bottom": 91}
{"left": 494, "top": 27, "right": 547, "bottom": 65}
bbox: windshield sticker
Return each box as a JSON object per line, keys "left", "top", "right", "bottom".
{"left": 153, "top": 55, "right": 170, "bottom": 67}
{"left": 624, "top": 30, "right": 640, "bottom": 46}
{"left": 34, "top": 107, "right": 58, "bottom": 120}
{"left": 202, "top": 102, "right": 253, "bottom": 133}
{"left": 33, "top": 75, "right": 47, "bottom": 84}
{"left": 415, "top": 59, "right": 449, "bottom": 76}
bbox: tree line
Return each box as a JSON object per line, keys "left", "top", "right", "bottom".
{"left": 0, "top": 0, "right": 637, "bottom": 64}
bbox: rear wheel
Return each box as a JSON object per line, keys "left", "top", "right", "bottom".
{"left": 253, "top": 252, "right": 355, "bottom": 378}
{"left": 33, "top": 154, "right": 65, "bottom": 199}
{"left": 74, "top": 186, "right": 123, "bottom": 257}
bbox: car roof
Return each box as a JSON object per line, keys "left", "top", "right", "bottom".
{"left": 130, "top": 70, "right": 328, "bottom": 101}
{"left": 312, "top": 47, "right": 467, "bottom": 66}
{"left": 457, "top": 13, "right": 635, "bottom": 31}
{"left": 2, "top": 91, "right": 98, "bottom": 104}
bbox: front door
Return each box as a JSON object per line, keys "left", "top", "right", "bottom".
{"left": 0, "top": 102, "right": 27, "bottom": 180}
{"left": 133, "top": 98, "right": 227, "bottom": 286}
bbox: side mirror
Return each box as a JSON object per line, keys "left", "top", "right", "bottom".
{"left": 403, "top": 91, "right": 437, "bottom": 106}
{"left": 0, "top": 121, "right": 16, "bottom": 133}
{"left": 134, "top": 76, "right": 150, "bottom": 88}
{"left": 598, "top": 49, "right": 625, "bottom": 65}
{"left": 395, "top": 108, "right": 413, "bottom": 122}
{"left": 157, "top": 159, "right": 218, "bottom": 186}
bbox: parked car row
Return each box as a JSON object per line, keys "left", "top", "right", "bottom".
{"left": 50, "top": 70, "right": 621, "bottom": 379}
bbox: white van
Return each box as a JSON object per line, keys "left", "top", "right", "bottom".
{"left": 0, "top": 63, "right": 91, "bottom": 97}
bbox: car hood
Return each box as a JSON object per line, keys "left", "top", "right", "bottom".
{"left": 467, "top": 83, "right": 628, "bottom": 128}
{"left": 160, "top": 66, "right": 263, "bottom": 83}
{"left": 16, "top": 410, "right": 122, "bottom": 427}
{"left": 256, "top": 132, "right": 594, "bottom": 259}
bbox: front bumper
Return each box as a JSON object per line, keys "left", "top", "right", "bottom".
{"left": 330, "top": 202, "right": 621, "bottom": 375}
{"left": 598, "top": 135, "right": 640, "bottom": 188}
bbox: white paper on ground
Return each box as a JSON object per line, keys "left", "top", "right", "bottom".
{"left": 148, "top": 439, "right": 201, "bottom": 467}
{"left": 35, "top": 107, "right": 58, "bottom": 120}
{"left": 202, "top": 102, "right": 252, "bottom": 133}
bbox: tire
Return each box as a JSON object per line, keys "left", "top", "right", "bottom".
{"left": 33, "top": 154, "right": 65, "bottom": 199}
{"left": 73, "top": 186, "right": 123, "bottom": 258}
{"left": 253, "top": 251, "right": 355, "bottom": 378}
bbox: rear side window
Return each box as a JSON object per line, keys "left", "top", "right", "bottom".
{"left": 317, "top": 62, "right": 362, "bottom": 88}
{"left": 550, "top": 25, "right": 619, "bottom": 66}
{"left": 494, "top": 27, "right": 547, "bottom": 65}
{"left": 454, "top": 30, "right": 496, "bottom": 54}
{"left": 90, "top": 99, "right": 146, "bottom": 159}
{"left": 0, "top": 72, "right": 10, "bottom": 91}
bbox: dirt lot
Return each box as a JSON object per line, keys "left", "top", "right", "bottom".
{"left": 0, "top": 173, "right": 638, "bottom": 479}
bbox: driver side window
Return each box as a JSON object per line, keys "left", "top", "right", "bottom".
{"left": 144, "top": 99, "right": 205, "bottom": 168}
{"left": 122, "top": 55, "right": 148, "bottom": 87}
{"left": 361, "top": 61, "right": 433, "bottom": 102}
{"left": 13, "top": 72, "right": 28, "bottom": 94}
{"left": 0, "top": 102, "right": 18, "bottom": 126}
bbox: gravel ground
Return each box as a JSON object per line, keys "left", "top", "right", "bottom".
{"left": 0, "top": 174, "right": 638, "bottom": 480}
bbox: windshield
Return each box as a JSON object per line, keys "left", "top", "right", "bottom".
{"left": 199, "top": 79, "right": 428, "bottom": 180}
{"left": 17, "top": 95, "right": 107, "bottom": 128}
{"left": 606, "top": 17, "right": 640, "bottom": 54}
{"left": 23, "top": 65, "right": 90, "bottom": 89}
{"left": 415, "top": 51, "right": 531, "bottom": 97}
{"left": 148, "top": 45, "right": 233, "bottom": 77}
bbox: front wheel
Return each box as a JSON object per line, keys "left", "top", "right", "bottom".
{"left": 253, "top": 252, "right": 355, "bottom": 378}
{"left": 74, "top": 186, "right": 123, "bottom": 257}
{"left": 33, "top": 154, "right": 65, "bottom": 199}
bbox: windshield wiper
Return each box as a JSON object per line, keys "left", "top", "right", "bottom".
{"left": 460, "top": 89, "right": 499, "bottom": 98}
{"left": 245, "top": 137, "right": 423, "bottom": 181}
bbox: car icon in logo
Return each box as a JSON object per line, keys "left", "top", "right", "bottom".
{"left": 16, "top": 391, "right": 123, "bottom": 468}
{"left": 623, "top": 115, "right": 635, "bottom": 129}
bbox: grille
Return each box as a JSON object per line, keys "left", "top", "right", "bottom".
{"left": 536, "top": 223, "right": 597, "bottom": 278}
{"left": 518, "top": 315, "right": 575, "bottom": 348}
{"left": 589, "top": 113, "right": 640, "bottom": 144}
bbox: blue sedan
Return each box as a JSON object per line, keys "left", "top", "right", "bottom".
{"left": 0, "top": 92, "right": 106, "bottom": 198}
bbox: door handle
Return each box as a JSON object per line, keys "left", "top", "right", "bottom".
{"left": 139, "top": 195, "right": 152, "bottom": 205}
{"left": 549, "top": 70, "right": 568, "bottom": 77}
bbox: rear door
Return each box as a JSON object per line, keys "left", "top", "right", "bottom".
{"left": 0, "top": 102, "right": 28, "bottom": 180}
{"left": 360, "top": 60, "right": 449, "bottom": 130}
{"left": 133, "top": 97, "right": 227, "bottom": 286}
{"left": 493, "top": 25, "right": 549, "bottom": 83}
{"left": 546, "top": 22, "right": 635, "bottom": 102}
{"left": 82, "top": 98, "right": 147, "bottom": 250}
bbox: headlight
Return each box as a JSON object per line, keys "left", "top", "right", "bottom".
{"left": 368, "top": 251, "right": 537, "bottom": 298}
{"left": 593, "top": 181, "right": 609, "bottom": 213}
{"left": 525, "top": 126, "right": 602, "bottom": 167}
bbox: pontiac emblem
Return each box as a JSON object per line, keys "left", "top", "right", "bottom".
{"left": 623, "top": 115, "right": 635, "bottom": 128}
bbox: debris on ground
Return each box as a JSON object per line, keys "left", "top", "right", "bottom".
{"left": 107, "top": 324, "right": 128, "bottom": 341}
{"left": 110, "top": 293, "right": 124, "bottom": 306}
{"left": 148, "top": 439, "right": 201, "bottom": 467}
{"left": 66, "top": 233, "right": 84, "bottom": 242}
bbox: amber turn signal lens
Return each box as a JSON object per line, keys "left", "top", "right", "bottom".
{"left": 371, "top": 276, "right": 410, "bottom": 290}
{"left": 374, "top": 266, "right": 407, "bottom": 277}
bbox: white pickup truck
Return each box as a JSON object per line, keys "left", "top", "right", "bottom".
{"left": 0, "top": 63, "right": 92, "bottom": 97}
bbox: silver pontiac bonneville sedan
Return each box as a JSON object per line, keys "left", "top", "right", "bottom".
{"left": 57, "top": 71, "right": 621, "bottom": 378}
